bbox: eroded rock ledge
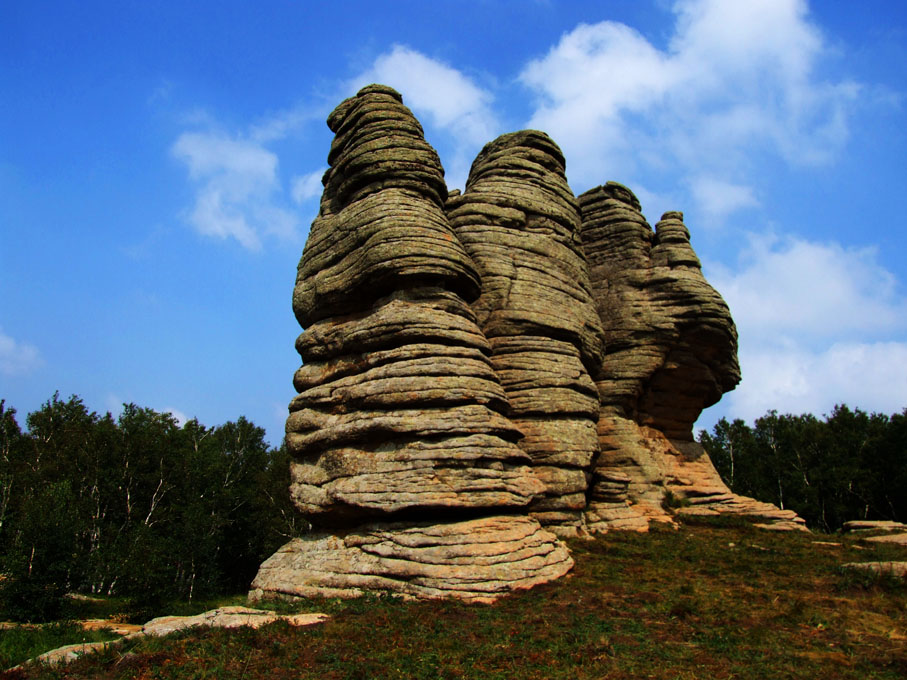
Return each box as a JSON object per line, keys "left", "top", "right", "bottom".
{"left": 252, "top": 85, "right": 804, "bottom": 605}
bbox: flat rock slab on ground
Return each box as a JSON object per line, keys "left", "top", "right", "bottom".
{"left": 862, "top": 533, "right": 907, "bottom": 546}
{"left": 841, "top": 561, "right": 907, "bottom": 578}
{"left": 140, "top": 606, "right": 330, "bottom": 637}
{"left": 842, "top": 520, "right": 907, "bottom": 533}
{"left": 79, "top": 619, "right": 142, "bottom": 635}
{"left": 9, "top": 606, "right": 329, "bottom": 671}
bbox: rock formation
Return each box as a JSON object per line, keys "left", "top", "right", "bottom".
{"left": 447, "top": 131, "right": 605, "bottom": 537}
{"left": 251, "top": 85, "right": 573, "bottom": 603}
{"left": 253, "top": 85, "right": 804, "bottom": 604}
{"left": 578, "top": 183, "right": 804, "bottom": 531}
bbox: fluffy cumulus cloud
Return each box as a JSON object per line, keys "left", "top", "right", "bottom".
{"left": 703, "top": 235, "right": 907, "bottom": 423}
{"left": 710, "top": 234, "right": 907, "bottom": 342}
{"left": 172, "top": 132, "right": 300, "bottom": 250}
{"left": 0, "top": 328, "right": 41, "bottom": 376}
{"left": 519, "top": 0, "right": 859, "bottom": 218}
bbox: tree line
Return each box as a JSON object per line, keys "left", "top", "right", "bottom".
{"left": 699, "top": 404, "right": 907, "bottom": 533}
{"left": 0, "top": 394, "right": 302, "bottom": 621}
{"left": 3, "top": 393, "right": 904, "bottom": 621}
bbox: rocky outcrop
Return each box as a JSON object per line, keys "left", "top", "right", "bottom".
{"left": 578, "top": 183, "right": 803, "bottom": 531}
{"left": 255, "top": 85, "right": 570, "bottom": 603}
{"left": 255, "top": 85, "right": 802, "bottom": 603}
{"left": 8, "top": 608, "right": 329, "bottom": 671}
{"left": 447, "top": 131, "right": 605, "bottom": 537}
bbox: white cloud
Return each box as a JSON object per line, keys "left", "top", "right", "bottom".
{"left": 689, "top": 177, "right": 759, "bottom": 222}
{"left": 291, "top": 167, "right": 327, "bottom": 205}
{"left": 0, "top": 328, "right": 41, "bottom": 376}
{"left": 700, "top": 233, "right": 907, "bottom": 424}
{"left": 519, "top": 0, "right": 859, "bottom": 216}
{"left": 727, "top": 341, "right": 907, "bottom": 421}
{"left": 709, "top": 233, "right": 907, "bottom": 342}
{"left": 164, "top": 407, "right": 189, "bottom": 427}
{"left": 172, "top": 131, "right": 301, "bottom": 250}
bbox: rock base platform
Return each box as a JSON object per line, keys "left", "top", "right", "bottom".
{"left": 251, "top": 515, "right": 573, "bottom": 604}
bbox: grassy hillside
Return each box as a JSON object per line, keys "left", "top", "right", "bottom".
{"left": 5, "top": 517, "right": 905, "bottom": 679}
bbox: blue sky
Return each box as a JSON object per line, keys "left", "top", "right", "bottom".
{"left": 2, "top": 0, "right": 906, "bottom": 444}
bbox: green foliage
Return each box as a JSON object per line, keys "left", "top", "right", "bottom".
{"left": 699, "top": 405, "right": 907, "bottom": 531}
{"left": 0, "top": 481, "right": 80, "bottom": 622}
{"left": 0, "top": 394, "right": 300, "bottom": 622}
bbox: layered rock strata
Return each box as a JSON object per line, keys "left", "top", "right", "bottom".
{"left": 447, "top": 131, "right": 606, "bottom": 537}
{"left": 578, "top": 183, "right": 803, "bottom": 531}
{"left": 254, "top": 85, "right": 572, "bottom": 602}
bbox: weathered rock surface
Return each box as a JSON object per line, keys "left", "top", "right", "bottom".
{"left": 577, "top": 183, "right": 802, "bottom": 531}
{"left": 255, "top": 85, "right": 788, "bottom": 602}
{"left": 140, "top": 607, "right": 329, "bottom": 637}
{"left": 447, "top": 131, "right": 605, "bottom": 536}
{"left": 251, "top": 515, "right": 573, "bottom": 603}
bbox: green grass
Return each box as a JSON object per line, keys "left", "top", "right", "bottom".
{"left": 0, "top": 623, "right": 119, "bottom": 671}
{"left": 4, "top": 521, "right": 906, "bottom": 679}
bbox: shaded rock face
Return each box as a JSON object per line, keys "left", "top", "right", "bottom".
{"left": 577, "top": 183, "right": 740, "bottom": 438}
{"left": 256, "top": 85, "right": 571, "bottom": 603}
{"left": 447, "top": 131, "right": 606, "bottom": 537}
{"left": 578, "top": 183, "right": 802, "bottom": 531}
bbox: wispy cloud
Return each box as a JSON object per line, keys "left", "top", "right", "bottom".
{"left": 689, "top": 177, "right": 759, "bottom": 223}
{"left": 709, "top": 233, "right": 907, "bottom": 342}
{"left": 519, "top": 0, "right": 859, "bottom": 218}
{"left": 350, "top": 45, "right": 498, "bottom": 146}
{"left": 728, "top": 341, "right": 907, "bottom": 421}
{"left": 0, "top": 327, "right": 42, "bottom": 377}
{"left": 172, "top": 131, "right": 299, "bottom": 250}
{"left": 291, "top": 167, "right": 327, "bottom": 205}
{"left": 171, "top": 100, "right": 328, "bottom": 251}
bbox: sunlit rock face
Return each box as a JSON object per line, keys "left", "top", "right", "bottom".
{"left": 578, "top": 183, "right": 803, "bottom": 531}
{"left": 447, "top": 131, "right": 606, "bottom": 537}
{"left": 253, "top": 85, "right": 573, "bottom": 603}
